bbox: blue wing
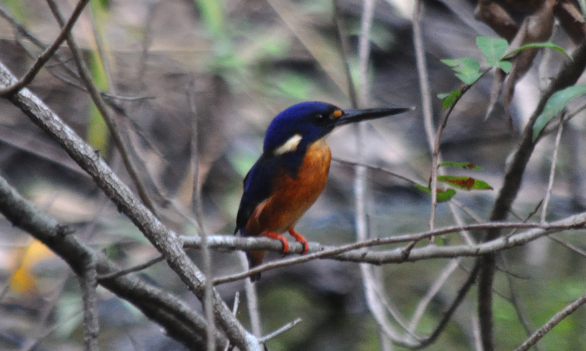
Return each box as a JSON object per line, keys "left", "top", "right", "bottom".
{"left": 235, "top": 154, "right": 279, "bottom": 236}
{"left": 235, "top": 147, "right": 307, "bottom": 236}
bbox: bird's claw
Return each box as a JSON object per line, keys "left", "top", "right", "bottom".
{"left": 288, "top": 228, "right": 309, "bottom": 254}
{"left": 265, "top": 232, "right": 289, "bottom": 253}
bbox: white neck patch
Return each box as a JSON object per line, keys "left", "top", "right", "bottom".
{"left": 273, "top": 134, "right": 303, "bottom": 155}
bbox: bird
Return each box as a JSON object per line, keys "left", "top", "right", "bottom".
{"left": 235, "top": 101, "right": 412, "bottom": 281}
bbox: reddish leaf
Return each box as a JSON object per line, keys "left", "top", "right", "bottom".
{"left": 437, "top": 176, "right": 493, "bottom": 191}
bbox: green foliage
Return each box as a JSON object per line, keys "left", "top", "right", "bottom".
{"left": 196, "top": 0, "right": 225, "bottom": 38}
{"left": 476, "top": 36, "right": 509, "bottom": 71}
{"left": 415, "top": 160, "right": 492, "bottom": 201}
{"left": 86, "top": 52, "right": 109, "bottom": 153}
{"left": 414, "top": 184, "right": 457, "bottom": 202}
{"left": 505, "top": 42, "right": 569, "bottom": 60}
{"left": 2, "top": 0, "right": 28, "bottom": 24}
{"left": 271, "top": 73, "right": 315, "bottom": 100}
{"left": 439, "top": 161, "right": 482, "bottom": 170}
{"left": 533, "top": 84, "right": 586, "bottom": 141}
{"left": 439, "top": 36, "right": 567, "bottom": 110}
{"left": 437, "top": 175, "right": 493, "bottom": 191}
{"left": 440, "top": 58, "right": 482, "bottom": 85}
{"left": 437, "top": 90, "right": 461, "bottom": 110}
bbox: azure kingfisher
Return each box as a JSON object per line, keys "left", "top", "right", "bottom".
{"left": 235, "top": 101, "right": 412, "bottom": 281}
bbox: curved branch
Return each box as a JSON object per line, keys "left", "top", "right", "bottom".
{"left": 0, "top": 0, "right": 90, "bottom": 96}
{"left": 513, "top": 290, "right": 586, "bottom": 351}
{"left": 479, "top": 38, "right": 586, "bottom": 351}
{"left": 0, "top": 61, "right": 260, "bottom": 351}
{"left": 0, "top": 174, "right": 225, "bottom": 350}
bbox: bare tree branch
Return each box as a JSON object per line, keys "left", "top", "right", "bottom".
{"left": 205, "top": 218, "right": 586, "bottom": 284}
{"left": 79, "top": 259, "right": 100, "bottom": 351}
{"left": 479, "top": 38, "right": 586, "bottom": 351}
{"left": 0, "top": 173, "right": 224, "bottom": 350}
{"left": 0, "top": 61, "right": 261, "bottom": 350}
{"left": 513, "top": 289, "right": 586, "bottom": 351}
{"left": 45, "top": 0, "right": 160, "bottom": 217}
{"left": 0, "top": 0, "right": 89, "bottom": 96}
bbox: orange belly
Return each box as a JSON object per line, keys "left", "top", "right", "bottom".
{"left": 245, "top": 139, "right": 331, "bottom": 236}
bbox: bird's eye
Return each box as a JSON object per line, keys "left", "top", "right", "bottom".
{"left": 315, "top": 114, "right": 324, "bottom": 120}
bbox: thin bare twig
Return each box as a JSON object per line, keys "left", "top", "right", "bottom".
{"left": 44, "top": 0, "right": 160, "bottom": 217}
{"left": 79, "top": 259, "right": 100, "bottom": 351}
{"left": 362, "top": 261, "right": 405, "bottom": 340}
{"left": 0, "top": 61, "right": 260, "bottom": 350}
{"left": 187, "top": 84, "right": 216, "bottom": 351}
{"left": 504, "top": 261, "right": 541, "bottom": 351}
{"left": 548, "top": 235, "right": 586, "bottom": 258}
{"left": 513, "top": 290, "right": 586, "bottom": 351}
{"left": 412, "top": 0, "right": 435, "bottom": 153}
{"left": 97, "top": 255, "right": 164, "bottom": 280}
{"left": 223, "top": 292, "right": 240, "bottom": 351}
{"left": 471, "top": 308, "right": 483, "bottom": 351}
{"left": 0, "top": 173, "right": 224, "bottom": 349}
{"left": 239, "top": 252, "right": 262, "bottom": 338}
{"left": 0, "top": 0, "right": 90, "bottom": 96}
{"left": 408, "top": 259, "right": 461, "bottom": 332}
{"left": 332, "top": 157, "right": 419, "bottom": 184}
{"left": 479, "top": 38, "right": 586, "bottom": 351}
{"left": 355, "top": 1, "right": 403, "bottom": 348}
{"left": 333, "top": 0, "right": 357, "bottom": 106}
{"left": 259, "top": 318, "right": 302, "bottom": 343}
{"left": 541, "top": 113, "right": 565, "bottom": 222}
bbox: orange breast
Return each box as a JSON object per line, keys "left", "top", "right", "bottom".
{"left": 246, "top": 139, "right": 331, "bottom": 236}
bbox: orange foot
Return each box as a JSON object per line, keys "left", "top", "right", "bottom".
{"left": 265, "top": 232, "right": 289, "bottom": 253}
{"left": 288, "top": 228, "right": 309, "bottom": 254}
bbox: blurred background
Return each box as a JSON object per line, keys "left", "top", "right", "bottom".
{"left": 1, "top": 0, "right": 586, "bottom": 350}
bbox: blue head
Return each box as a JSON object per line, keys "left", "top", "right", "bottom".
{"left": 263, "top": 101, "right": 412, "bottom": 157}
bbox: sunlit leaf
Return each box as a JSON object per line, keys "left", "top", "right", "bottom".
{"left": 533, "top": 84, "right": 586, "bottom": 141}
{"left": 3, "top": 0, "right": 28, "bottom": 24}
{"left": 196, "top": 0, "right": 225, "bottom": 38}
{"left": 438, "top": 175, "right": 493, "bottom": 190}
{"left": 414, "top": 184, "right": 457, "bottom": 202}
{"left": 497, "top": 60, "right": 512, "bottom": 73}
{"left": 86, "top": 53, "right": 109, "bottom": 153}
{"left": 505, "top": 42, "right": 570, "bottom": 59}
{"left": 9, "top": 239, "right": 55, "bottom": 295}
{"left": 476, "top": 36, "right": 508, "bottom": 67}
{"left": 439, "top": 161, "right": 482, "bottom": 170}
{"left": 437, "top": 90, "right": 462, "bottom": 110}
{"left": 441, "top": 57, "right": 482, "bottom": 84}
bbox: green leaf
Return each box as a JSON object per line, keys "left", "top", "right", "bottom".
{"left": 437, "top": 176, "right": 493, "bottom": 191}
{"left": 439, "top": 161, "right": 483, "bottom": 170}
{"left": 497, "top": 60, "right": 512, "bottom": 73}
{"left": 437, "top": 90, "right": 462, "bottom": 110}
{"left": 414, "top": 184, "right": 457, "bottom": 202}
{"left": 533, "top": 84, "right": 586, "bottom": 141}
{"left": 505, "top": 42, "right": 570, "bottom": 59}
{"left": 476, "top": 36, "right": 509, "bottom": 67}
{"left": 86, "top": 52, "right": 109, "bottom": 153}
{"left": 196, "top": 0, "right": 225, "bottom": 38}
{"left": 441, "top": 57, "right": 482, "bottom": 85}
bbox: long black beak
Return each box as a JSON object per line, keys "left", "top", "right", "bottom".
{"left": 335, "top": 106, "right": 414, "bottom": 127}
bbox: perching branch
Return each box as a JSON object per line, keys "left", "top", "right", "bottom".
{"left": 193, "top": 217, "right": 586, "bottom": 285}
